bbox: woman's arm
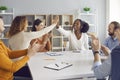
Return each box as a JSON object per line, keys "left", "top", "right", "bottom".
{"left": 0, "top": 42, "right": 28, "bottom": 73}
{"left": 25, "top": 24, "right": 56, "bottom": 40}
{"left": 25, "top": 16, "right": 59, "bottom": 40}
{"left": 7, "top": 48, "right": 28, "bottom": 59}
{"left": 0, "top": 52, "right": 29, "bottom": 73}
{"left": 41, "top": 34, "right": 52, "bottom": 52}
{"left": 0, "top": 38, "right": 41, "bottom": 73}
{"left": 57, "top": 27, "right": 71, "bottom": 37}
{"left": 1, "top": 40, "right": 28, "bottom": 59}
{"left": 45, "top": 39, "right": 51, "bottom": 51}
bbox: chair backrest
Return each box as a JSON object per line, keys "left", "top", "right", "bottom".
{"left": 111, "top": 45, "right": 120, "bottom": 80}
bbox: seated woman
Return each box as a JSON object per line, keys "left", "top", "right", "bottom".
{"left": 30, "top": 19, "right": 52, "bottom": 52}
{"left": 0, "top": 16, "right": 42, "bottom": 80}
{"left": 56, "top": 19, "right": 89, "bottom": 50}
{"left": 8, "top": 16, "right": 58, "bottom": 50}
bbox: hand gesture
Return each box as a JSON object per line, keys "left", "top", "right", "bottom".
{"left": 27, "top": 39, "right": 44, "bottom": 58}
{"left": 114, "top": 28, "right": 120, "bottom": 41}
{"left": 48, "top": 31, "right": 52, "bottom": 38}
{"left": 101, "top": 45, "right": 111, "bottom": 56}
{"left": 91, "top": 38, "right": 101, "bottom": 51}
{"left": 42, "top": 34, "right": 50, "bottom": 45}
{"left": 87, "top": 33, "right": 97, "bottom": 40}
{"left": 52, "top": 15, "right": 59, "bottom": 24}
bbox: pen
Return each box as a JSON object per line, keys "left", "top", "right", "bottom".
{"left": 55, "top": 64, "right": 59, "bottom": 67}
{"left": 44, "top": 58, "right": 55, "bottom": 60}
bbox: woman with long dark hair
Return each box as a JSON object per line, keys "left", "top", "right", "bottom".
{"left": 30, "top": 19, "right": 51, "bottom": 52}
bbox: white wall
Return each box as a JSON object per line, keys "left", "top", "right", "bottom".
{"left": 0, "top": 0, "right": 106, "bottom": 42}
{"left": 108, "top": 0, "right": 120, "bottom": 23}
{"left": 106, "top": 0, "right": 120, "bottom": 37}
{"left": 0, "top": 0, "right": 83, "bottom": 15}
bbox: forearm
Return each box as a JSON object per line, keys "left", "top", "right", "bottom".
{"left": 26, "top": 24, "right": 56, "bottom": 40}
{"left": 57, "top": 27, "right": 70, "bottom": 37}
{"left": 101, "top": 45, "right": 110, "bottom": 56}
{"left": 94, "top": 51, "right": 101, "bottom": 62}
{"left": 46, "top": 40, "right": 51, "bottom": 51}
{"left": 0, "top": 53, "right": 29, "bottom": 73}
{"left": 10, "top": 56, "right": 29, "bottom": 72}
{"left": 8, "top": 49, "right": 28, "bottom": 59}
{"left": 40, "top": 49, "right": 48, "bottom": 52}
{"left": 102, "top": 49, "right": 110, "bottom": 56}
{"left": 93, "top": 54, "right": 111, "bottom": 79}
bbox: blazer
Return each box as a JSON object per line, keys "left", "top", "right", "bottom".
{"left": 111, "top": 45, "right": 120, "bottom": 80}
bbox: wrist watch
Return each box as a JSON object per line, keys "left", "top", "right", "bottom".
{"left": 56, "top": 25, "right": 59, "bottom": 29}
{"left": 94, "top": 51, "right": 99, "bottom": 55}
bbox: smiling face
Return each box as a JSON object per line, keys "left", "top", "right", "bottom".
{"left": 0, "top": 18, "right": 5, "bottom": 33}
{"left": 35, "top": 22, "right": 44, "bottom": 31}
{"left": 73, "top": 20, "right": 81, "bottom": 32}
{"left": 108, "top": 23, "right": 115, "bottom": 36}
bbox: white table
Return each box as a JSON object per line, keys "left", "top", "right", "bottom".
{"left": 28, "top": 50, "right": 95, "bottom": 80}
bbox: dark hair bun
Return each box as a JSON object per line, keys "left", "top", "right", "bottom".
{"left": 81, "top": 21, "right": 89, "bottom": 33}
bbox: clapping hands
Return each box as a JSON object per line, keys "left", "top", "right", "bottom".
{"left": 27, "top": 39, "right": 44, "bottom": 58}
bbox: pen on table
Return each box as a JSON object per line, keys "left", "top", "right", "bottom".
{"left": 44, "top": 58, "right": 55, "bottom": 60}
{"left": 55, "top": 64, "right": 59, "bottom": 67}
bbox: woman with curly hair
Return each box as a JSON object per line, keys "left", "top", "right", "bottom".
{"left": 56, "top": 19, "right": 89, "bottom": 50}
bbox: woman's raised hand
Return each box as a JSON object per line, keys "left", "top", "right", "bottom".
{"left": 52, "top": 15, "right": 59, "bottom": 24}
{"left": 91, "top": 38, "right": 101, "bottom": 52}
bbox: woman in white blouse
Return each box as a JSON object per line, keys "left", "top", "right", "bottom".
{"left": 8, "top": 16, "right": 58, "bottom": 50}
{"left": 56, "top": 19, "right": 89, "bottom": 50}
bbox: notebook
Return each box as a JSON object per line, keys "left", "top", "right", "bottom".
{"left": 44, "top": 62, "right": 73, "bottom": 71}
{"left": 45, "top": 52, "right": 63, "bottom": 56}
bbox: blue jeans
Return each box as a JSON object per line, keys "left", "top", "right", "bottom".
{"left": 14, "top": 76, "right": 32, "bottom": 80}
{"left": 14, "top": 65, "right": 32, "bottom": 80}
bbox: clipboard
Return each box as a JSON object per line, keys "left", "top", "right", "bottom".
{"left": 44, "top": 62, "right": 73, "bottom": 71}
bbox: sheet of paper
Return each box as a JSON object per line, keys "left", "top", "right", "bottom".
{"left": 44, "top": 62, "right": 72, "bottom": 71}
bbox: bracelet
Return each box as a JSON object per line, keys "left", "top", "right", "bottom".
{"left": 94, "top": 51, "right": 99, "bottom": 55}
{"left": 56, "top": 25, "right": 59, "bottom": 29}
